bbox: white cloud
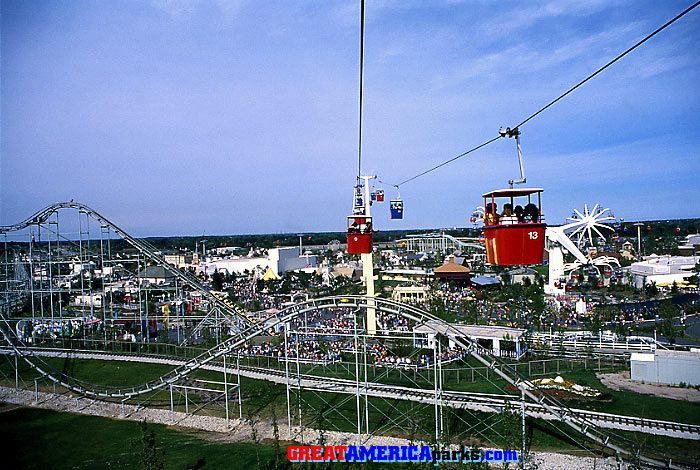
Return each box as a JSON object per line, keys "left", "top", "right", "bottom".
{"left": 480, "top": 0, "right": 626, "bottom": 39}
{"left": 151, "top": 0, "right": 243, "bottom": 19}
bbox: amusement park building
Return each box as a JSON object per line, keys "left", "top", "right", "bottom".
{"left": 378, "top": 268, "right": 432, "bottom": 282}
{"left": 137, "top": 266, "right": 176, "bottom": 285}
{"left": 163, "top": 253, "right": 193, "bottom": 268}
{"left": 413, "top": 321, "right": 527, "bottom": 359}
{"left": 679, "top": 234, "right": 700, "bottom": 256}
{"left": 206, "top": 247, "right": 316, "bottom": 278}
{"left": 392, "top": 285, "right": 431, "bottom": 303}
{"left": 506, "top": 267, "right": 537, "bottom": 285}
{"left": 631, "top": 350, "right": 700, "bottom": 386}
{"left": 627, "top": 255, "right": 698, "bottom": 289}
{"left": 433, "top": 256, "right": 471, "bottom": 284}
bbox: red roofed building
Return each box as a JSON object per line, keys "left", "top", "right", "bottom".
{"left": 433, "top": 256, "right": 471, "bottom": 285}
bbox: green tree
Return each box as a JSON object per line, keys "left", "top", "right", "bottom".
{"left": 158, "top": 328, "right": 169, "bottom": 344}
{"left": 590, "top": 314, "right": 603, "bottom": 335}
{"left": 428, "top": 294, "right": 449, "bottom": 321}
{"left": 660, "top": 300, "right": 678, "bottom": 342}
{"left": 134, "top": 420, "right": 164, "bottom": 470}
{"left": 645, "top": 281, "right": 659, "bottom": 298}
{"left": 499, "top": 401, "right": 521, "bottom": 470}
{"left": 211, "top": 271, "right": 224, "bottom": 291}
{"left": 247, "top": 411, "right": 261, "bottom": 468}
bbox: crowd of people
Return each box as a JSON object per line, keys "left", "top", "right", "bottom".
{"left": 16, "top": 316, "right": 100, "bottom": 340}
{"left": 228, "top": 305, "right": 474, "bottom": 367}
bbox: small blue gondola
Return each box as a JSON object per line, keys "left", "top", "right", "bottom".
{"left": 390, "top": 200, "right": 403, "bottom": 220}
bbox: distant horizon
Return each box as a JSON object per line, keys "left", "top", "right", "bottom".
{"left": 134, "top": 216, "right": 700, "bottom": 239}
{"left": 2, "top": 201, "right": 697, "bottom": 242}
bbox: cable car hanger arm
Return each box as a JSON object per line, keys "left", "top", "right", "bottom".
{"left": 499, "top": 126, "right": 526, "bottom": 188}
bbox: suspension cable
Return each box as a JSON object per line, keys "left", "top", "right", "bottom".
{"left": 514, "top": 0, "right": 700, "bottom": 129}
{"left": 357, "top": 0, "right": 366, "bottom": 181}
{"left": 395, "top": 0, "right": 699, "bottom": 188}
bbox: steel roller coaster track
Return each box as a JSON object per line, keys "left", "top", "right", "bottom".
{"left": 0, "top": 202, "right": 254, "bottom": 329}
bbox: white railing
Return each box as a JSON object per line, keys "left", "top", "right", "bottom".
{"left": 530, "top": 332, "right": 659, "bottom": 352}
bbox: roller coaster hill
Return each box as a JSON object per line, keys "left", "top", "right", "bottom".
{"left": 2, "top": 202, "right": 700, "bottom": 469}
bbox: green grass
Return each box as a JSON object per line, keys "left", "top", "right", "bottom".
{"left": 4, "top": 353, "right": 700, "bottom": 426}
{"left": 2, "top": 354, "right": 699, "bottom": 460}
{"left": 3, "top": 403, "right": 697, "bottom": 470}
{"left": 0, "top": 405, "right": 277, "bottom": 470}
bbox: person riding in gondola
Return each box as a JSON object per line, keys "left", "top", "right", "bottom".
{"left": 485, "top": 202, "right": 498, "bottom": 226}
{"left": 523, "top": 203, "right": 539, "bottom": 223}
{"left": 514, "top": 205, "right": 524, "bottom": 223}
{"left": 500, "top": 204, "right": 518, "bottom": 225}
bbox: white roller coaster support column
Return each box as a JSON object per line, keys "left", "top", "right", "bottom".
{"left": 354, "top": 312, "right": 362, "bottom": 445}
{"left": 237, "top": 352, "right": 242, "bottom": 420}
{"left": 433, "top": 338, "right": 439, "bottom": 444}
{"left": 284, "top": 328, "right": 292, "bottom": 439}
{"left": 521, "top": 387, "right": 526, "bottom": 465}
{"left": 224, "top": 353, "right": 229, "bottom": 428}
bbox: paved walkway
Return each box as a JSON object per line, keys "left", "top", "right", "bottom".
{"left": 597, "top": 371, "right": 700, "bottom": 402}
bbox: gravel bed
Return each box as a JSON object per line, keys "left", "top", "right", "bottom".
{"left": 0, "top": 385, "right": 626, "bottom": 469}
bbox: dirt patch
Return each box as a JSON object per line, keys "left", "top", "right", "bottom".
{"left": 596, "top": 371, "right": 700, "bottom": 402}
{"left": 0, "top": 402, "right": 21, "bottom": 413}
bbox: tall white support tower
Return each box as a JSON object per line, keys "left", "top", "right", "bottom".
{"left": 358, "top": 175, "right": 377, "bottom": 335}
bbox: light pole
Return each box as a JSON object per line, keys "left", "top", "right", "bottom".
{"left": 633, "top": 223, "right": 644, "bottom": 257}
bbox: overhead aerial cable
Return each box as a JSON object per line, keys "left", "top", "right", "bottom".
{"left": 356, "top": 0, "right": 366, "bottom": 181}
{"left": 346, "top": 0, "right": 374, "bottom": 254}
{"left": 393, "top": 0, "right": 700, "bottom": 188}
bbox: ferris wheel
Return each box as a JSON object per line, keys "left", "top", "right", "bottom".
{"left": 545, "top": 203, "right": 623, "bottom": 294}
{"left": 564, "top": 203, "right": 616, "bottom": 248}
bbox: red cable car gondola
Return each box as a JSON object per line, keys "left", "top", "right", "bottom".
{"left": 482, "top": 188, "right": 546, "bottom": 265}
{"left": 347, "top": 215, "right": 373, "bottom": 254}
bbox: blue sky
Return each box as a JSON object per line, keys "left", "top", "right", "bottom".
{"left": 2, "top": 0, "right": 699, "bottom": 237}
